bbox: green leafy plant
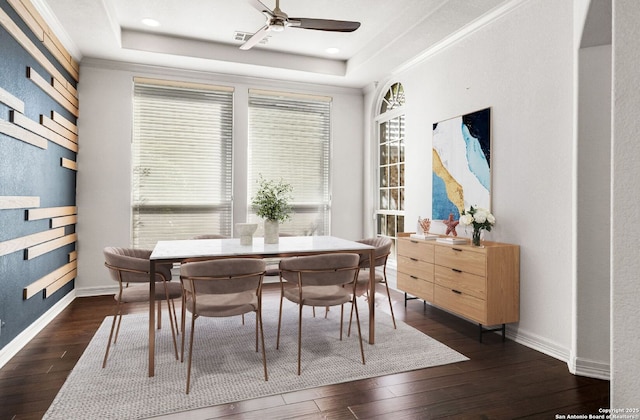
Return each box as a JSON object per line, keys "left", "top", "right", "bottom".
{"left": 251, "top": 175, "right": 293, "bottom": 222}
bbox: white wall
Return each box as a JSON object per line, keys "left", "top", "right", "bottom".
{"left": 365, "top": 0, "right": 577, "bottom": 360}
{"left": 611, "top": 0, "right": 640, "bottom": 407}
{"left": 75, "top": 60, "right": 364, "bottom": 294}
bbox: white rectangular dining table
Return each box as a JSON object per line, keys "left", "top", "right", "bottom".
{"left": 148, "top": 235, "right": 376, "bottom": 377}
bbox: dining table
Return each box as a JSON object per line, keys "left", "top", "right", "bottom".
{"left": 148, "top": 235, "right": 376, "bottom": 377}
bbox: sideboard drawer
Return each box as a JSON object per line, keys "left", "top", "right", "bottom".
{"left": 398, "top": 238, "right": 434, "bottom": 263}
{"left": 434, "top": 265, "right": 486, "bottom": 300}
{"left": 398, "top": 255, "right": 434, "bottom": 282}
{"left": 435, "top": 245, "right": 485, "bottom": 276}
{"left": 398, "top": 272, "right": 434, "bottom": 302}
{"left": 434, "top": 284, "right": 485, "bottom": 324}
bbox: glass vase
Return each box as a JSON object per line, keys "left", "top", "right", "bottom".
{"left": 472, "top": 228, "right": 482, "bottom": 247}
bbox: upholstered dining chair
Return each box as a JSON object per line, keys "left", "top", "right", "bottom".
{"left": 180, "top": 258, "right": 267, "bottom": 394}
{"left": 277, "top": 253, "right": 364, "bottom": 375}
{"left": 352, "top": 237, "right": 396, "bottom": 329}
{"left": 102, "top": 247, "right": 182, "bottom": 368}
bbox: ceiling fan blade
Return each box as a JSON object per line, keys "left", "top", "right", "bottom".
{"left": 288, "top": 18, "right": 361, "bottom": 32}
{"left": 240, "top": 25, "right": 270, "bottom": 50}
{"left": 247, "top": 0, "right": 273, "bottom": 16}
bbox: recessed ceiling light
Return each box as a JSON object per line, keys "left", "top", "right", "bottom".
{"left": 325, "top": 47, "right": 340, "bottom": 54}
{"left": 141, "top": 18, "right": 160, "bottom": 27}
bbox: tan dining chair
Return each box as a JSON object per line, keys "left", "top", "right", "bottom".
{"left": 353, "top": 237, "right": 396, "bottom": 329}
{"left": 180, "top": 258, "right": 267, "bottom": 394}
{"left": 277, "top": 253, "right": 364, "bottom": 375}
{"left": 102, "top": 247, "right": 182, "bottom": 368}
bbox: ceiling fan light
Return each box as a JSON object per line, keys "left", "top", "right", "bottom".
{"left": 269, "top": 21, "right": 285, "bottom": 32}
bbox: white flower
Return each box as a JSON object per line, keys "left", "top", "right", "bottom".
{"left": 473, "top": 210, "right": 487, "bottom": 224}
{"left": 486, "top": 213, "right": 496, "bottom": 224}
{"left": 460, "top": 214, "right": 474, "bottom": 225}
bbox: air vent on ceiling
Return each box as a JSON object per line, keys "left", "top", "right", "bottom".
{"left": 233, "top": 31, "right": 269, "bottom": 44}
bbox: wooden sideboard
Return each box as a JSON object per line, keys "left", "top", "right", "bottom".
{"left": 397, "top": 234, "right": 520, "bottom": 341}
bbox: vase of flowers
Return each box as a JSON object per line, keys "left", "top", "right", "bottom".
{"left": 251, "top": 175, "right": 293, "bottom": 244}
{"left": 459, "top": 205, "right": 495, "bottom": 246}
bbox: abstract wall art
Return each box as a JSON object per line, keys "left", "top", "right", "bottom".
{"left": 432, "top": 107, "right": 491, "bottom": 220}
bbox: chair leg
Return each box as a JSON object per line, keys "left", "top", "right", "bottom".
{"left": 257, "top": 308, "right": 268, "bottom": 381}
{"left": 352, "top": 298, "right": 366, "bottom": 365}
{"left": 297, "top": 302, "right": 303, "bottom": 376}
{"left": 157, "top": 300, "right": 162, "bottom": 329}
{"left": 383, "top": 279, "right": 397, "bottom": 329}
{"left": 180, "top": 298, "right": 187, "bottom": 362}
{"left": 339, "top": 304, "right": 344, "bottom": 340}
{"left": 186, "top": 314, "right": 197, "bottom": 394}
{"left": 102, "top": 302, "right": 122, "bottom": 368}
{"left": 276, "top": 290, "right": 285, "bottom": 350}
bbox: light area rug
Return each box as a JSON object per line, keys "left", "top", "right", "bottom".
{"left": 44, "top": 300, "right": 468, "bottom": 419}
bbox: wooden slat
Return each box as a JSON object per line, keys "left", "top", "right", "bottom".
{"left": 12, "top": 110, "right": 77, "bottom": 151}
{"left": 44, "top": 268, "right": 77, "bottom": 298}
{"left": 40, "top": 114, "right": 77, "bottom": 143}
{"left": 68, "top": 250, "right": 77, "bottom": 262}
{"left": 25, "top": 233, "right": 77, "bottom": 260}
{"left": 61, "top": 158, "right": 77, "bottom": 171}
{"left": 27, "top": 206, "right": 76, "bottom": 220}
{"left": 0, "top": 196, "right": 40, "bottom": 209}
{"left": 0, "top": 8, "right": 76, "bottom": 88}
{"left": 50, "top": 214, "right": 76, "bottom": 228}
{"left": 51, "top": 77, "right": 78, "bottom": 108}
{"left": 7, "top": 0, "right": 44, "bottom": 41}
{"left": 7, "top": 0, "right": 79, "bottom": 81}
{"left": 0, "top": 86, "right": 25, "bottom": 113}
{"left": 51, "top": 111, "right": 77, "bottom": 134}
{"left": 0, "top": 119, "right": 48, "bottom": 149}
{"left": 23, "top": 260, "right": 77, "bottom": 299}
{"left": 0, "top": 227, "right": 64, "bottom": 257}
{"left": 27, "top": 67, "right": 79, "bottom": 117}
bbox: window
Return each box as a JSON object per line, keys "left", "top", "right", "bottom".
{"left": 131, "top": 78, "right": 233, "bottom": 248}
{"left": 247, "top": 89, "right": 331, "bottom": 236}
{"left": 375, "top": 82, "right": 405, "bottom": 259}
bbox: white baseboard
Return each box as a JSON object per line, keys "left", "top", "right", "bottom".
{"left": 569, "top": 354, "right": 611, "bottom": 380}
{"left": 74, "top": 285, "right": 118, "bottom": 297}
{"left": 0, "top": 291, "right": 76, "bottom": 369}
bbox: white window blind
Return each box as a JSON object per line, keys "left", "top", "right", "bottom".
{"left": 132, "top": 78, "right": 234, "bottom": 248}
{"left": 248, "top": 89, "right": 331, "bottom": 236}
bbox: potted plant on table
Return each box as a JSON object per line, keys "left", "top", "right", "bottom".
{"left": 251, "top": 175, "right": 293, "bottom": 244}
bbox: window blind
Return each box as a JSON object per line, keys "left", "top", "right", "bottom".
{"left": 248, "top": 89, "right": 331, "bottom": 236}
{"left": 132, "top": 78, "right": 233, "bottom": 248}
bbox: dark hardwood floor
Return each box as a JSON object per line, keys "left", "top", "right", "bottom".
{"left": 0, "top": 283, "right": 609, "bottom": 419}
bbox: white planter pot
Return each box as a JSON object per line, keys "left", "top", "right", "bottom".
{"left": 264, "top": 220, "right": 279, "bottom": 244}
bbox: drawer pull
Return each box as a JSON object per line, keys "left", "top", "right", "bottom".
{"left": 410, "top": 257, "right": 418, "bottom": 262}
{"left": 452, "top": 247, "right": 463, "bottom": 252}
{"left": 451, "top": 289, "right": 462, "bottom": 295}
{"left": 410, "top": 240, "right": 419, "bottom": 244}
{"left": 451, "top": 268, "right": 462, "bottom": 273}
{"left": 410, "top": 275, "right": 418, "bottom": 279}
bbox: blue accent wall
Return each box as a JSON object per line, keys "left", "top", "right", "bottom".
{"left": 0, "top": 1, "right": 78, "bottom": 350}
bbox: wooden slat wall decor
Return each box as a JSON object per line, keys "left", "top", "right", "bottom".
{"left": 1, "top": 0, "right": 79, "bottom": 314}
{"left": 9, "top": 110, "right": 78, "bottom": 151}
{"left": 27, "top": 206, "right": 76, "bottom": 221}
{"left": 0, "top": 85, "right": 25, "bottom": 113}
{"left": 6, "top": 0, "right": 79, "bottom": 81}
{"left": 41, "top": 114, "right": 78, "bottom": 143}
{"left": 25, "top": 233, "right": 77, "bottom": 260}
{"left": 0, "top": 196, "right": 40, "bottom": 209}
{"left": 60, "top": 158, "right": 77, "bottom": 171}
{"left": 0, "top": 118, "right": 48, "bottom": 149}
{"left": 27, "top": 67, "right": 79, "bottom": 117}
{"left": 23, "top": 260, "right": 77, "bottom": 299}
{"left": 44, "top": 268, "right": 76, "bottom": 297}
{"left": 50, "top": 215, "right": 77, "bottom": 228}
{"left": 51, "top": 111, "right": 77, "bottom": 134}
{"left": 0, "top": 227, "right": 65, "bottom": 257}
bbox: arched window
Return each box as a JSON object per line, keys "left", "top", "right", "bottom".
{"left": 374, "top": 82, "right": 405, "bottom": 260}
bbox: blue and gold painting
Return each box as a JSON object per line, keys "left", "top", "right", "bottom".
{"left": 432, "top": 108, "right": 491, "bottom": 220}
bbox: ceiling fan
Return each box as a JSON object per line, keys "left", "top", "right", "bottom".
{"left": 240, "top": 0, "right": 361, "bottom": 50}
